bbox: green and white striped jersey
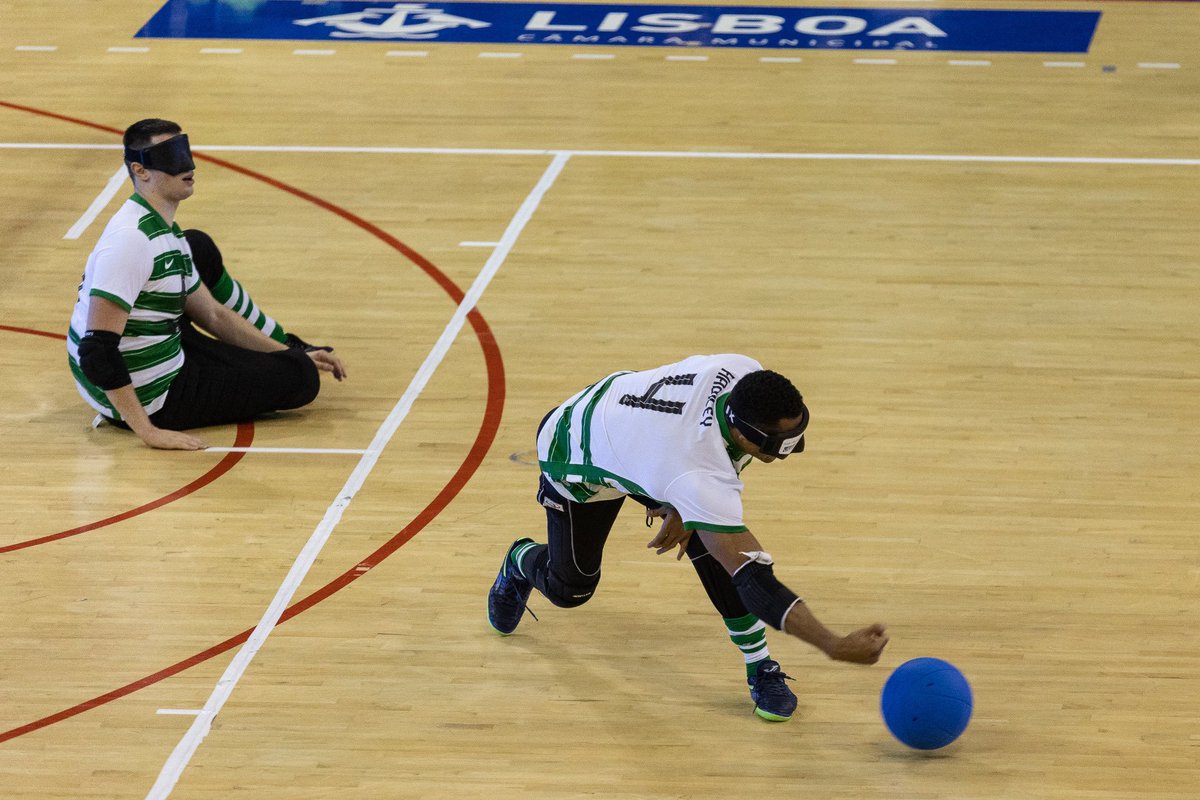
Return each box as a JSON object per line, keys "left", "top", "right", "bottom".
{"left": 537, "top": 354, "right": 763, "bottom": 533}
{"left": 67, "top": 194, "right": 199, "bottom": 420}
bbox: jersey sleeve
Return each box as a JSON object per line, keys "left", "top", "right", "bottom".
{"left": 663, "top": 469, "right": 747, "bottom": 533}
{"left": 87, "top": 227, "right": 154, "bottom": 312}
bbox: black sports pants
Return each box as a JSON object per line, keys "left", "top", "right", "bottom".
{"left": 524, "top": 411, "right": 748, "bottom": 617}
{"left": 112, "top": 229, "right": 320, "bottom": 431}
{"left": 148, "top": 326, "right": 320, "bottom": 431}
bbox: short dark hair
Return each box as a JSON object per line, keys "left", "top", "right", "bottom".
{"left": 123, "top": 118, "right": 182, "bottom": 153}
{"left": 729, "top": 370, "right": 804, "bottom": 429}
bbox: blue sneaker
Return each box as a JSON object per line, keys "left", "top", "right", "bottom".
{"left": 748, "top": 659, "right": 798, "bottom": 722}
{"left": 488, "top": 538, "right": 537, "bottom": 635}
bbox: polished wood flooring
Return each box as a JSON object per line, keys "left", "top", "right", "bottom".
{"left": 1, "top": 2, "right": 1198, "bottom": 798}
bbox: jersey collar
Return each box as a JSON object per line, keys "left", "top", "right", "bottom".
{"left": 130, "top": 192, "right": 185, "bottom": 237}
{"left": 715, "top": 393, "right": 747, "bottom": 463}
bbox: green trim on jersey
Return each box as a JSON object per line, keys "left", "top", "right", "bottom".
{"left": 545, "top": 372, "right": 631, "bottom": 502}
{"left": 715, "top": 393, "right": 746, "bottom": 462}
{"left": 88, "top": 288, "right": 132, "bottom": 312}
{"left": 120, "top": 331, "right": 183, "bottom": 372}
{"left": 538, "top": 460, "right": 652, "bottom": 500}
{"left": 130, "top": 193, "right": 184, "bottom": 240}
{"left": 580, "top": 372, "right": 625, "bottom": 467}
{"left": 682, "top": 521, "right": 749, "bottom": 533}
{"left": 134, "top": 289, "right": 187, "bottom": 315}
{"left": 149, "top": 250, "right": 192, "bottom": 281}
{"left": 123, "top": 317, "right": 180, "bottom": 337}
{"left": 67, "top": 357, "right": 116, "bottom": 412}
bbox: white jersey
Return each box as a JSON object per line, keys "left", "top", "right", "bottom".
{"left": 537, "top": 354, "right": 763, "bottom": 533}
{"left": 67, "top": 194, "right": 199, "bottom": 419}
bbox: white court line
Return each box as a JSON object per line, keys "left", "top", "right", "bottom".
{"left": 144, "top": 151, "right": 572, "bottom": 800}
{"left": 294, "top": 49, "right": 335, "bottom": 56}
{"left": 480, "top": 52, "right": 522, "bottom": 58}
{"left": 1138, "top": 62, "right": 1180, "bottom": 69}
{"left": 108, "top": 46, "right": 149, "bottom": 53}
{"left": 571, "top": 53, "right": 615, "bottom": 60}
{"left": 16, "top": 45, "right": 58, "bottom": 52}
{"left": 156, "top": 709, "right": 202, "bottom": 716}
{"left": 459, "top": 240, "right": 499, "bottom": 247}
{"left": 1044, "top": 61, "right": 1086, "bottom": 68}
{"left": 760, "top": 57, "right": 802, "bottom": 63}
{"left": 386, "top": 50, "right": 428, "bottom": 57}
{"left": 854, "top": 58, "right": 897, "bottom": 65}
{"left": 8, "top": 142, "right": 1200, "bottom": 166}
{"left": 666, "top": 55, "right": 708, "bottom": 61}
{"left": 200, "top": 47, "right": 242, "bottom": 54}
{"left": 204, "top": 447, "right": 371, "bottom": 454}
{"left": 64, "top": 166, "right": 127, "bottom": 240}
{"left": 949, "top": 60, "right": 991, "bottom": 67}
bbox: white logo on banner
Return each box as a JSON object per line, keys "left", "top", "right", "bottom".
{"left": 294, "top": 3, "right": 491, "bottom": 39}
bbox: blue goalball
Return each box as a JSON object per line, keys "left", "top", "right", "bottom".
{"left": 881, "top": 657, "right": 973, "bottom": 750}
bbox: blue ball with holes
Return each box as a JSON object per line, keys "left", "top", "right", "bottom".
{"left": 881, "top": 657, "right": 973, "bottom": 750}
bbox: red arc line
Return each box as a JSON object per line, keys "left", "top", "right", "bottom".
{"left": 0, "top": 100, "right": 506, "bottom": 743}
{"left": 0, "top": 324, "right": 255, "bottom": 554}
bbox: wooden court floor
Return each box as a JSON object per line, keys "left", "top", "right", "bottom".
{"left": 1, "top": 1, "right": 1198, "bottom": 798}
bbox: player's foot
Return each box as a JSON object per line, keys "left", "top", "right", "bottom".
{"left": 748, "top": 659, "right": 798, "bottom": 722}
{"left": 487, "top": 538, "right": 536, "bottom": 635}
{"left": 284, "top": 332, "right": 333, "bottom": 353}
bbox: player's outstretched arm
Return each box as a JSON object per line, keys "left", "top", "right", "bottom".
{"left": 696, "top": 529, "right": 889, "bottom": 664}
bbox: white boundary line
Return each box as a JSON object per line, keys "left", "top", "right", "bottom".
{"left": 143, "top": 152, "right": 571, "bottom": 800}
{"left": 64, "top": 166, "right": 127, "bottom": 240}
{"left": 8, "top": 143, "right": 1198, "bottom": 165}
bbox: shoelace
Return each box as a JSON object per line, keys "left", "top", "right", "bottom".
{"left": 755, "top": 668, "right": 795, "bottom": 697}
{"left": 496, "top": 573, "right": 539, "bottom": 622}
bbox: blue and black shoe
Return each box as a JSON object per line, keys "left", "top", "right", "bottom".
{"left": 487, "top": 538, "right": 537, "bottom": 635}
{"left": 748, "top": 659, "right": 798, "bottom": 722}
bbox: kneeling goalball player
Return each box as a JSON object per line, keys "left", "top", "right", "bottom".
{"left": 488, "top": 354, "right": 888, "bottom": 721}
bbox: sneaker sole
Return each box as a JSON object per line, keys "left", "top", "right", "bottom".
{"left": 487, "top": 617, "right": 516, "bottom": 636}
{"left": 754, "top": 707, "right": 792, "bottom": 722}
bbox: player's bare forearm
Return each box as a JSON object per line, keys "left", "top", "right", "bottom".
{"left": 184, "top": 285, "right": 286, "bottom": 352}
{"left": 782, "top": 601, "right": 841, "bottom": 655}
{"left": 783, "top": 602, "right": 889, "bottom": 665}
{"left": 696, "top": 528, "right": 889, "bottom": 664}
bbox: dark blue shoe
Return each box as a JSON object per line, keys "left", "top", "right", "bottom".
{"left": 488, "top": 538, "right": 536, "bottom": 635}
{"left": 748, "top": 659, "right": 798, "bottom": 722}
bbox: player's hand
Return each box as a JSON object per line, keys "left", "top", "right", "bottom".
{"left": 646, "top": 507, "right": 691, "bottom": 560}
{"left": 828, "top": 623, "right": 889, "bottom": 665}
{"left": 140, "top": 427, "right": 208, "bottom": 450}
{"left": 308, "top": 349, "right": 347, "bottom": 381}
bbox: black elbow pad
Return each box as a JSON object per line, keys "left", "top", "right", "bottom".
{"left": 78, "top": 330, "right": 132, "bottom": 390}
{"left": 731, "top": 558, "right": 802, "bottom": 631}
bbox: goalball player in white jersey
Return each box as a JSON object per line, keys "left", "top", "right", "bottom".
{"left": 68, "top": 118, "right": 346, "bottom": 450}
{"left": 488, "top": 354, "right": 888, "bottom": 721}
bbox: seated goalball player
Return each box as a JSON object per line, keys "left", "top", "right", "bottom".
{"left": 67, "top": 118, "right": 346, "bottom": 450}
{"left": 488, "top": 354, "right": 889, "bottom": 721}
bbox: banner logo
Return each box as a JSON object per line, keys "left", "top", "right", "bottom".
{"left": 137, "top": 2, "right": 1102, "bottom": 53}
{"left": 294, "top": 3, "right": 491, "bottom": 39}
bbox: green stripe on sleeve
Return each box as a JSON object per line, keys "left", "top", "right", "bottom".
{"left": 89, "top": 288, "right": 132, "bottom": 312}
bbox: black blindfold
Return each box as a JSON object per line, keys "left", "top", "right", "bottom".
{"left": 725, "top": 401, "right": 809, "bottom": 459}
{"left": 125, "top": 133, "right": 195, "bottom": 176}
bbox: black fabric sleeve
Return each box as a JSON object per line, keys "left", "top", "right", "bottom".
{"left": 78, "top": 330, "right": 131, "bottom": 390}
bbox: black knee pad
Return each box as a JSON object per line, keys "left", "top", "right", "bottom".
{"left": 541, "top": 567, "right": 599, "bottom": 609}
{"left": 183, "top": 229, "right": 225, "bottom": 289}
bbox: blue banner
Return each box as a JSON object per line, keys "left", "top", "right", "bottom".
{"left": 136, "top": 1, "right": 1101, "bottom": 53}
